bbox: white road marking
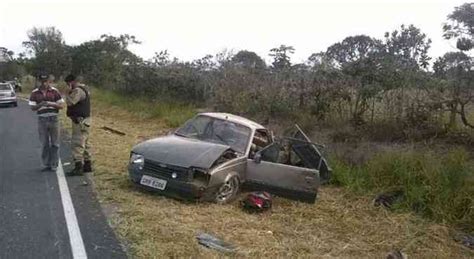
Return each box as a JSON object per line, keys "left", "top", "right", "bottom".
{"left": 56, "top": 159, "right": 88, "bottom": 259}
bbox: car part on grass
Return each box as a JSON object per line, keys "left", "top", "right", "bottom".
{"left": 101, "top": 126, "right": 126, "bottom": 136}
{"left": 373, "top": 190, "right": 404, "bottom": 209}
{"left": 241, "top": 191, "right": 272, "bottom": 213}
{"left": 196, "top": 233, "right": 236, "bottom": 253}
{"left": 454, "top": 232, "right": 474, "bottom": 249}
{"left": 386, "top": 250, "right": 407, "bottom": 259}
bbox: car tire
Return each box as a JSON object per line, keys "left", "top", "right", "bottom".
{"left": 214, "top": 175, "right": 240, "bottom": 204}
{"left": 13, "top": 102, "right": 17, "bottom": 107}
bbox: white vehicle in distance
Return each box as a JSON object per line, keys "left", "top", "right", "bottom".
{"left": 0, "top": 83, "right": 18, "bottom": 107}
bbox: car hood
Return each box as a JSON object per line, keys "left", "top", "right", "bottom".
{"left": 132, "top": 134, "right": 232, "bottom": 169}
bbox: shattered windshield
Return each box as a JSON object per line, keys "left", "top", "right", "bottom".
{"left": 175, "top": 115, "right": 251, "bottom": 154}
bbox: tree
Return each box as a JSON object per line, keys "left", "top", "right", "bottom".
{"left": 192, "top": 54, "right": 215, "bottom": 71}
{"left": 326, "top": 35, "right": 383, "bottom": 123}
{"left": 443, "top": 3, "right": 474, "bottom": 51}
{"left": 22, "top": 27, "right": 71, "bottom": 78}
{"left": 269, "top": 45, "right": 295, "bottom": 70}
{"left": 307, "top": 51, "right": 334, "bottom": 69}
{"left": 382, "top": 25, "right": 432, "bottom": 122}
{"left": 230, "top": 50, "right": 266, "bottom": 70}
{"left": 69, "top": 34, "right": 141, "bottom": 89}
{"left": 384, "top": 24, "right": 432, "bottom": 69}
{"left": 152, "top": 50, "right": 171, "bottom": 67}
{"left": 433, "top": 52, "right": 474, "bottom": 129}
{"left": 0, "top": 47, "right": 14, "bottom": 62}
{"left": 435, "top": 3, "right": 474, "bottom": 130}
{"left": 327, "top": 35, "right": 381, "bottom": 66}
{"left": 0, "top": 47, "right": 27, "bottom": 80}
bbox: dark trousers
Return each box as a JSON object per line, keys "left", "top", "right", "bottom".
{"left": 38, "top": 116, "right": 60, "bottom": 167}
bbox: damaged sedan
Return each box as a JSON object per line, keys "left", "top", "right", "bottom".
{"left": 128, "top": 113, "right": 331, "bottom": 203}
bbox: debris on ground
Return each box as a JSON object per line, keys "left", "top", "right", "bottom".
{"left": 101, "top": 126, "right": 126, "bottom": 136}
{"left": 386, "top": 250, "right": 407, "bottom": 259}
{"left": 241, "top": 191, "right": 272, "bottom": 213}
{"left": 454, "top": 233, "right": 474, "bottom": 249}
{"left": 373, "top": 190, "right": 404, "bottom": 209}
{"left": 196, "top": 233, "right": 236, "bottom": 253}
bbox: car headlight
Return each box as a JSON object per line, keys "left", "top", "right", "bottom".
{"left": 11, "top": 92, "right": 15, "bottom": 97}
{"left": 192, "top": 168, "right": 210, "bottom": 184}
{"left": 130, "top": 153, "right": 144, "bottom": 169}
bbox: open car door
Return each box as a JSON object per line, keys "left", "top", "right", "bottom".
{"left": 289, "top": 124, "right": 331, "bottom": 184}
{"left": 246, "top": 142, "right": 320, "bottom": 203}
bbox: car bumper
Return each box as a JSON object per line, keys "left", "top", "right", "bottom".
{"left": 0, "top": 97, "right": 17, "bottom": 104}
{"left": 128, "top": 164, "right": 213, "bottom": 201}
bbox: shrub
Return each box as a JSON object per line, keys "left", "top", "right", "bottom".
{"left": 93, "top": 87, "right": 196, "bottom": 128}
{"left": 330, "top": 148, "right": 474, "bottom": 230}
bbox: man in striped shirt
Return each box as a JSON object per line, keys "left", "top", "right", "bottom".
{"left": 29, "top": 74, "right": 65, "bottom": 171}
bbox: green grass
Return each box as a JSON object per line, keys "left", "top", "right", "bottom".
{"left": 93, "top": 88, "right": 196, "bottom": 128}
{"left": 330, "top": 148, "right": 474, "bottom": 231}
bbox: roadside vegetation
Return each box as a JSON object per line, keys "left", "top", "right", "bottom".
{"left": 2, "top": 2, "right": 473, "bottom": 257}
{"left": 74, "top": 92, "right": 474, "bottom": 257}
{"left": 93, "top": 87, "right": 195, "bottom": 128}
{"left": 331, "top": 149, "right": 473, "bottom": 230}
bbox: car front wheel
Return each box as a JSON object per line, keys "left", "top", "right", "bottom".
{"left": 214, "top": 176, "right": 240, "bottom": 204}
{"left": 13, "top": 102, "right": 17, "bottom": 107}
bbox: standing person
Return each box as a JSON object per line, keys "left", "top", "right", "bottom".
{"left": 29, "top": 74, "right": 64, "bottom": 171}
{"left": 64, "top": 74, "right": 92, "bottom": 175}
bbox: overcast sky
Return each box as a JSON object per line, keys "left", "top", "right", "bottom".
{"left": 0, "top": 0, "right": 467, "bottom": 64}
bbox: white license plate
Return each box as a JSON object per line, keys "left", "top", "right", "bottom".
{"left": 140, "top": 175, "right": 167, "bottom": 190}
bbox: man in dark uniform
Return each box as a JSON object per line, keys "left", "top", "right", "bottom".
{"left": 29, "top": 74, "right": 64, "bottom": 171}
{"left": 64, "top": 74, "right": 92, "bottom": 175}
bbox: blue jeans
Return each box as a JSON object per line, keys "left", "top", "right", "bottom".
{"left": 38, "top": 116, "right": 60, "bottom": 167}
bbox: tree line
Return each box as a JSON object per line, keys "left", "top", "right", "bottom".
{"left": 1, "top": 3, "right": 472, "bottom": 135}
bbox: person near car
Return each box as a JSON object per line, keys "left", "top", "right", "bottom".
{"left": 64, "top": 74, "right": 92, "bottom": 175}
{"left": 13, "top": 77, "right": 22, "bottom": 92}
{"left": 29, "top": 74, "right": 65, "bottom": 171}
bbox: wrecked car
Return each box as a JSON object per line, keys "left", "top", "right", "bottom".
{"left": 128, "top": 112, "right": 331, "bottom": 203}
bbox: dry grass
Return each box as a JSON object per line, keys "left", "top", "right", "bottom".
{"left": 56, "top": 88, "right": 473, "bottom": 258}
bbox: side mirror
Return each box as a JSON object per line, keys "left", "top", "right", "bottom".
{"left": 254, "top": 152, "right": 262, "bottom": 163}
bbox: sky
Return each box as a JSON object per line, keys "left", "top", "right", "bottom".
{"left": 0, "top": 0, "right": 467, "bottom": 65}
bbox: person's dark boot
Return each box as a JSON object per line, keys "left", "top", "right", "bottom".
{"left": 41, "top": 166, "right": 52, "bottom": 172}
{"left": 67, "top": 161, "right": 83, "bottom": 176}
{"left": 83, "top": 160, "right": 92, "bottom": 173}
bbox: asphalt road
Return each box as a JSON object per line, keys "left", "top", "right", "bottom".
{"left": 0, "top": 101, "right": 127, "bottom": 259}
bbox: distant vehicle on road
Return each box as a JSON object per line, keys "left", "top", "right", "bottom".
{"left": 129, "top": 112, "right": 331, "bottom": 204}
{"left": 0, "top": 82, "right": 18, "bottom": 107}
{"left": 5, "top": 79, "right": 22, "bottom": 92}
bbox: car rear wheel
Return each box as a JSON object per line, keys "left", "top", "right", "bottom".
{"left": 214, "top": 176, "right": 240, "bottom": 204}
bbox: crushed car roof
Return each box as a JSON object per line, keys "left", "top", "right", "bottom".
{"left": 199, "top": 112, "right": 265, "bottom": 130}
